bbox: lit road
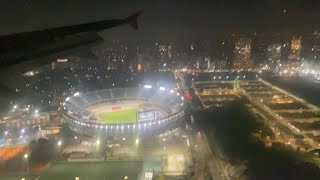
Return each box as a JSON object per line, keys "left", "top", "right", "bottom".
{"left": 193, "top": 130, "right": 227, "bottom": 180}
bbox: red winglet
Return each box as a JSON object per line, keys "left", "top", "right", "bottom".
{"left": 126, "top": 10, "right": 143, "bottom": 30}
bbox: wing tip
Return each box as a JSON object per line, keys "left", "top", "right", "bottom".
{"left": 126, "top": 10, "right": 143, "bottom": 30}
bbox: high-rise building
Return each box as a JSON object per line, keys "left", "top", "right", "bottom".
{"left": 266, "top": 44, "right": 281, "bottom": 69}
{"left": 233, "top": 38, "right": 253, "bottom": 71}
{"left": 288, "top": 36, "right": 301, "bottom": 61}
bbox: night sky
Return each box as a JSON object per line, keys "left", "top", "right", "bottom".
{"left": 1, "top": 0, "right": 320, "bottom": 40}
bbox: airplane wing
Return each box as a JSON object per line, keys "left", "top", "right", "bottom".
{"left": 0, "top": 10, "right": 143, "bottom": 68}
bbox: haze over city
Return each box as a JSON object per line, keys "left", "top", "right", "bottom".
{"left": 1, "top": 0, "right": 320, "bottom": 180}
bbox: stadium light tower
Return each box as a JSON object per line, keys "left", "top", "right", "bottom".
{"left": 144, "top": 85, "right": 152, "bottom": 89}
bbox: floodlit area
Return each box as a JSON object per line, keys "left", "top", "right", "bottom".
{"left": 164, "top": 154, "right": 185, "bottom": 175}
{"left": 193, "top": 73, "right": 320, "bottom": 153}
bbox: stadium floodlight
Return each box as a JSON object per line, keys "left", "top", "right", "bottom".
{"left": 73, "top": 92, "right": 80, "bottom": 97}
{"left": 144, "top": 85, "right": 152, "bottom": 89}
{"left": 65, "top": 97, "right": 70, "bottom": 101}
{"left": 159, "top": 87, "right": 166, "bottom": 91}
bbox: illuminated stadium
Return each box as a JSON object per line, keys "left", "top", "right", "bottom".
{"left": 62, "top": 87, "right": 185, "bottom": 136}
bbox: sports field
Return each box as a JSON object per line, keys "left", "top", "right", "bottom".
{"left": 99, "top": 109, "right": 137, "bottom": 123}
{"left": 0, "top": 161, "right": 143, "bottom": 180}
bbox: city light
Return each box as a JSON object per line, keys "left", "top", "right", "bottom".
{"left": 159, "top": 87, "right": 166, "bottom": 91}
{"left": 24, "top": 153, "right": 28, "bottom": 159}
{"left": 57, "top": 140, "right": 62, "bottom": 146}
{"left": 135, "top": 138, "right": 139, "bottom": 145}
{"left": 66, "top": 97, "right": 70, "bottom": 101}
{"left": 21, "top": 129, "right": 25, "bottom": 133}
{"left": 74, "top": 92, "right": 80, "bottom": 96}
{"left": 96, "top": 139, "right": 100, "bottom": 145}
{"left": 13, "top": 105, "right": 18, "bottom": 109}
{"left": 144, "top": 85, "right": 152, "bottom": 89}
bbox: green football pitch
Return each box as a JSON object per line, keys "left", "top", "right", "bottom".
{"left": 99, "top": 109, "right": 137, "bottom": 123}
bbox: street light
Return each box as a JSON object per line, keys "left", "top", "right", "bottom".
{"left": 96, "top": 139, "right": 100, "bottom": 145}
{"left": 122, "top": 137, "right": 126, "bottom": 154}
{"left": 58, "top": 140, "right": 62, "bottom": 147}
{"left": 74, "top": 136, "right": 78, "bottom": 151}
{"left": 24, "top": 153, "right": 29, "bottom": 173}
